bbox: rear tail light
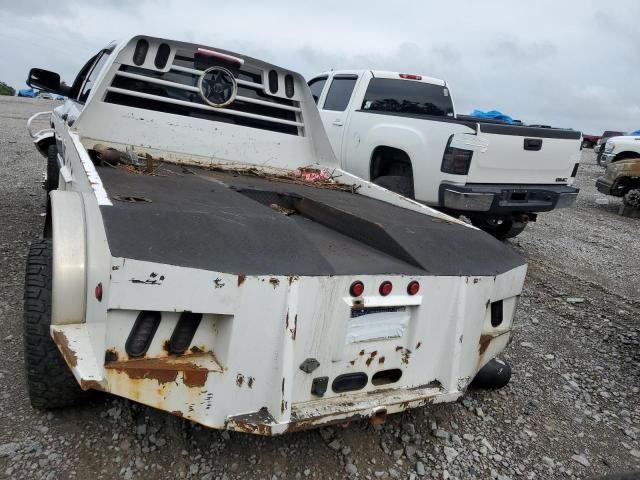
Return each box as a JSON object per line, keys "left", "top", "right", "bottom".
{"left": 126, "top": 311, "right": 161, "bottom": 357}
{"left": 379, "top": 281, "right": 393, "bottom": 296}
{"left": 441, "top": 136, "right": 473, "bottom": 175}
{"left": 195, "top": 48, "right": 244, "bottom": 67}
{"left": 350, "top": 281, "right": 365, "bottom": 297}
{"left": 407, "top": 281, "right": 420, "bottom": 295}
{"left": 399, "top": 73, "right": 422, "bottom": 80}
{"left": 94, "top": 283, "right": 103, "bottom": 302}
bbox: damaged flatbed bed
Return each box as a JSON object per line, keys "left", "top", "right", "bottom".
{"left": 23, "top": 35, "right": 527, "bottom": 435}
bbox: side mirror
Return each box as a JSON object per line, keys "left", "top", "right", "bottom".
{"left": 27, "top": 68, "right": 63, "bottom": 94}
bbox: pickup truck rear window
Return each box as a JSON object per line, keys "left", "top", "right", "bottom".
{"left": 361, "top": 78, "right": 453, "bottom": 117}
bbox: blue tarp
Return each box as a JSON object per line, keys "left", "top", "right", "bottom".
{"left": 469, "top": 109, "right": 515, "bottom": 124}
{"left": 629, "top": 129, "right": 640, "bottom": 136}
{"left": 18, "top": 88, "right": 36, "bottom": 97}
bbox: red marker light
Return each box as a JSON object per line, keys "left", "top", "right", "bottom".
{"left": 399, "top": 73, "right": 422, "bottom": 80}
{"left": 95, "top": 283, "right": 103, "bottom": 302}
{"left": 350, "top": 281, "right": 365, "bottom": 297}
{"left": 407, "top": 281, "right": 420, "bottom": 296}
{"left": 379, "top": 281, "right": 393, "bottom": 296}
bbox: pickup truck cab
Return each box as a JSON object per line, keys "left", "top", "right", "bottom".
{"left": 22, "top": 36, "right": 526, "bottom": 435}
{"left": 597, "top": 134, "right": 640, "bottom": 167}
{"left": 310, "top": 70, "right": 582, "bottom": 239}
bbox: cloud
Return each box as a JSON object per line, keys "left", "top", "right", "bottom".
{"left": 0, "top": 0, "right": 638, "bottom": 133}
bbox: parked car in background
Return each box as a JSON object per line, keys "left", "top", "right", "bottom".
{"left": 595, "top": 130, "right": 626, "bottom": 165}
{"left": 581, "top": 134, "right": 600, "bottom": 149}
{"left": 38, "top": 92, "right": 53, "bottom": 100}
{"left": 309, "top": 70, "right": 582, "bottom": 239}
{"left": 596, "top": 155, "right": 640, "bottom": 208}
{"left": 597, "top": 133, "right": 640, "bottom": 166}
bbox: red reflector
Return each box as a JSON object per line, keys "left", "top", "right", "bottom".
{"left": 399, "top": 73, "right": 422, "bottom": 80}
{"left": 95, "top": 283, "right": 103, "bottom": 302}
{"left": 407, "top": 281, "right": 420, "bottom": 295}
{"left": 379, "top": 281, "right": 393, "bottom": 296}
{"left": 350, "top": 281, "right": 365, "bottom": 297}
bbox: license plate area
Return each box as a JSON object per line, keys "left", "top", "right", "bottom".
{"left": 346, "top": 306, "right": 409, "bottom": 344}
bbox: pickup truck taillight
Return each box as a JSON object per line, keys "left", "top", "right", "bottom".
{"left": 441, "top": 137, "right": 473, "bottom": 175}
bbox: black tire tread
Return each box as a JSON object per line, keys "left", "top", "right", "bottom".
{"left": 23, "top": 239, "right": 87, "bottom": 409}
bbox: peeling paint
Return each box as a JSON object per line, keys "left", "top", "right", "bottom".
{"left": 214, "top": 277, "right": 225, "bottom": 288}
{"left": 105, "top": 354, "right": 211, "bottom": 387}
{"left": 52, "top": 330, "right": 78, "bottom": 368}
{"left": 269, "top": 278, "right": 280, "bottom": 288}
{"left": 130, "top": 272, "right": 165, "bottom": 285}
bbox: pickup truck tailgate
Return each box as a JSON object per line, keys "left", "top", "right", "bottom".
{"left": 467, "top": 123, "right": 582, "bottom": 184}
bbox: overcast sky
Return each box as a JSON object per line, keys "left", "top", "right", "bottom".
{"left": 1, "top": 0, "right": 638, "bottom": 134}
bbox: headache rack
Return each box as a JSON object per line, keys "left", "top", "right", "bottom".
{"left": 104, "top": 49, "right": 304, "bottom": 136}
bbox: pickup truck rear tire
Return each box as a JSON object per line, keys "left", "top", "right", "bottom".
{"left": 373, "top": 175, "right": 415, "bottom": 198}
{"left": 24, "top": 239, "right": 89, "bottom": 409}
{"left": 470, "top": 216, "right": 527, "bottom": 240}
{"left": 45, "top": 145, "right": 59, "bottom": 192}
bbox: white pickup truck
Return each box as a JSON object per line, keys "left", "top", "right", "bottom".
{"left": 309, "top": 70, "right": 582, "bottom": 239}
{"left": 22, "top": 35, "right": 526, "bottom": 435}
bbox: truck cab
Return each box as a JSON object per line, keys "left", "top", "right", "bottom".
{"left": 310, "top": 70, "right": 582, "bottom": 239}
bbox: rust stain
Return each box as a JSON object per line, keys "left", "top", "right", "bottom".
{"left": 349, "top": 360, "right": 356, "bottom": 366}
{"left": 236, "top": 374, "right": 244, "bottom": 387}
{"left": 269, "top": 278, "right": 280, "bottom": 288}
{"left": 396, "top": 347, "right": 412, "bottom": 365}
{"left": 79, "top": 379, "right": 105, "bottom": 392}
{"left": 171, "top": 410, "right": 184, "bottom": 418}
{"left": 378, "top": 356, "right": 385, "bottom": 364}
{"left": 359, "top": 349, "right": 365, "bottom": 356}
{"left": 281, "top": 399, "right": 286, "bottom": 414}
{"left": 479, "top": 334, "right": 493, "bottom": 354}
{"left": 105, "top": 354, "right": 211, "bottom": 387}
{"left": 290, "top": 314, "right": 298, "bottom": 341}
{"left": 183, "top": 367, "right": 208, "bottom": 388}
{"left": 366, "top": 357, "right": 374, "bottom": 367}
{"left": 288, "top": 275, "right": 299, "bottom": 285}
{"left": 104, "top": 348, "right": 118, "bottom": 363}
{"left": 162, "top": 340, "right": 171, "bottom": 353}
{"left": 190, "top": 345, "right": 204, "bottom": 354}
{"left": 415, "top": 342, "right": 422, "bottom": 350}
{"left": 52, "top": 330, "right": 78, "bottom": 368}
{"left": 247, "top": 377, "right": 255, "bottom": 388}
{"left": 237, "top": 274, "right": 246, "bottom": 287}
{"left": 478, "top": 331, "right": 510, "bottom": 355}
{"left": 369, "top": 351, "right": 378, "bottom": 358}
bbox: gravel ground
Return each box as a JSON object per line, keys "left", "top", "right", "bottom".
{"left": 0, "top": 96, "right": 638, "bottom": 480}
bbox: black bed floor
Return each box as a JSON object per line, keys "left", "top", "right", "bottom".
{"left": 97, "top": 164, "right": 524, "bottom": 276}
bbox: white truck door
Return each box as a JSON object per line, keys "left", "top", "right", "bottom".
{"left": 318, "top": 74, "right": 360, "bottom": 162}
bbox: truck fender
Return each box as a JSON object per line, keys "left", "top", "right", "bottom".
{"left": 50, "top": 191, "right": 87, "bottom": 325}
